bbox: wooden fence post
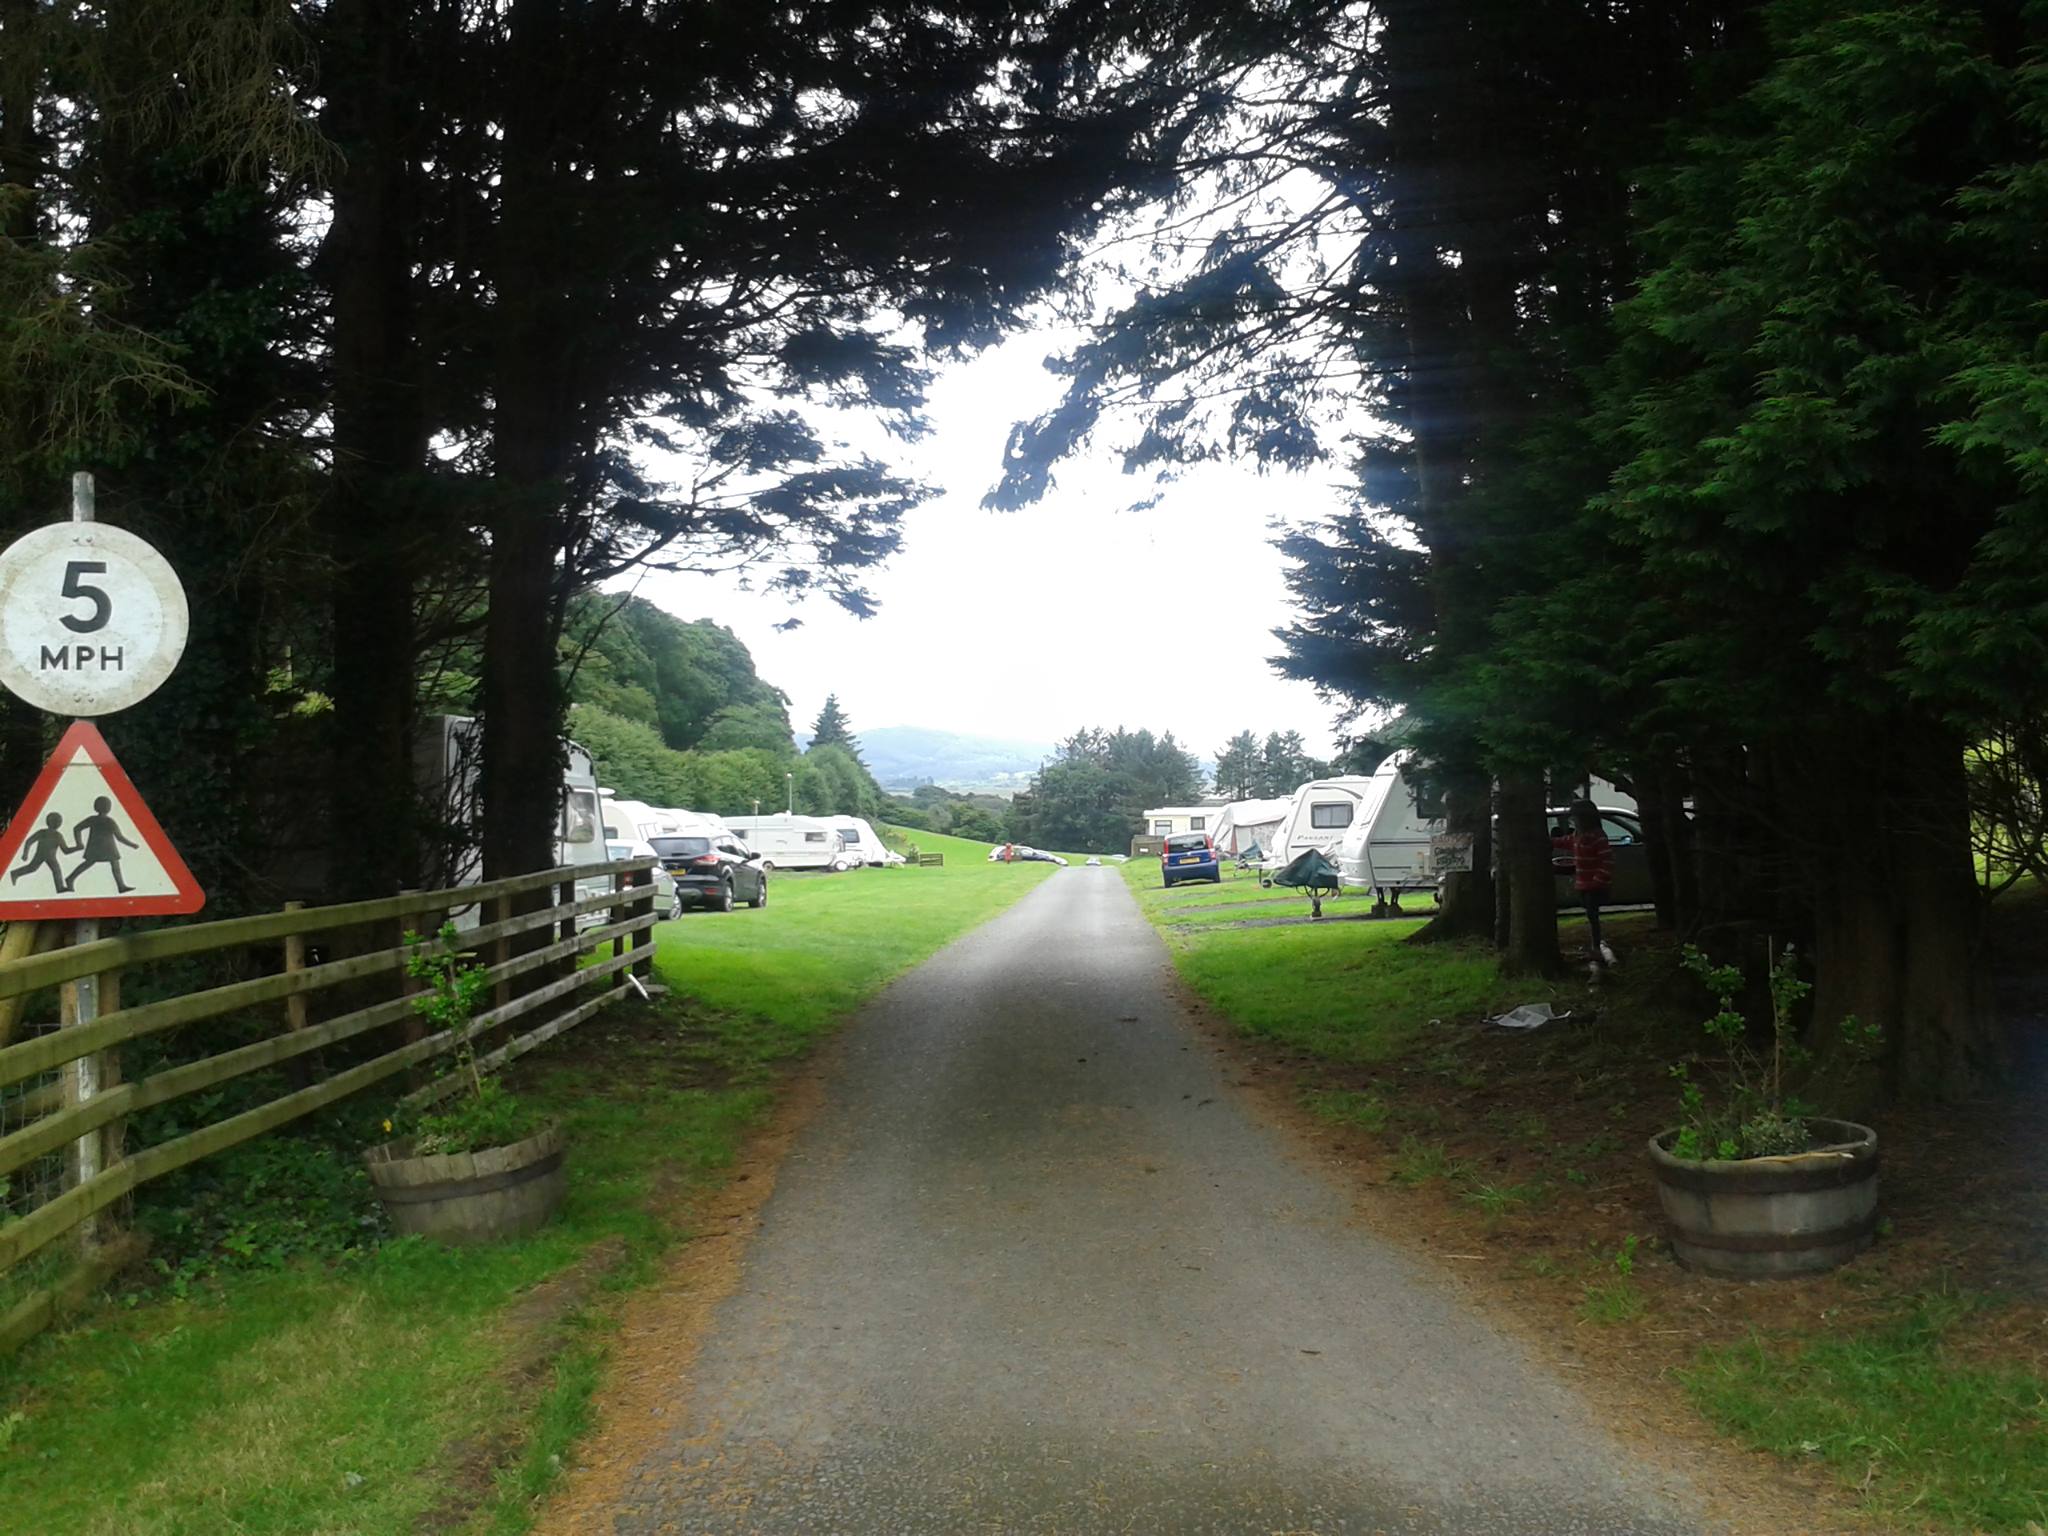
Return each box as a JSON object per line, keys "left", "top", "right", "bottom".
{"left": 631, "top": 868, "right": 653, "bottom": 983}
{"left": 611, "top": 870, "right": 626, "bottom": 989}
{"left": 492, "top": 894, "right": 512, "bottom": 1012}
{"left": 0, "top": 921, "right": 42, "bottom": 1049}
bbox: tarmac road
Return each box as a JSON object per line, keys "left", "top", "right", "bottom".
{"left": 603, "top": 867, "right": 1705, "bottom": 1535}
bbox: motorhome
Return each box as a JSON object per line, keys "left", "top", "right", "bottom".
{"left": 1261, "top": 775, "right": 1380, "bottom": 872}
{"left": 718, "top": 814, "right": 850, "bottom": 872}
{"left": 826, "top": 816, "right": 905, "bottom": 867}
{"left": 1208, "top": 797, "right": 1293, "bottom": 862}
{"left": 1334, "top": 751, "right": 1444, "bottom": 909}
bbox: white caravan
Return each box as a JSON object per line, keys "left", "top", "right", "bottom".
{"left": 719, "top": 814, "right": 850, "bottom": 872}
{"left": 827, "top": 816, "right": 905, "bottom": 867}
{"left": 413, "top": 715, "right": 610, "bottom": 927}
{"left": 599, "top": 795, "right": 689, "bottom": 845}
{"left": 1334, "top": 750, "right": 1444, "bottom": 904}
{"left": 1262, "top": 775, "right": 1381, "bottom": 871}
{"left": 1209, "top": 797, "right": 1293, "bottom": 862}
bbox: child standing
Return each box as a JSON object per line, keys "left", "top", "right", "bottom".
{"left": 1553, "top": 800, "right": 1614, "bottom": 962}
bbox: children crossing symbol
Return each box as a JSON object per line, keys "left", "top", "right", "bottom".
{"left": 0, "top": 720, "right": 204, "bottom": 919}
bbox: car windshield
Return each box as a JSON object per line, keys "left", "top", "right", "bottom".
{"left": 650, "top": 836, "right": 712, "bottom": 857}
{"left": 1165, "top": 833, "right": 1209, "bottom": 852}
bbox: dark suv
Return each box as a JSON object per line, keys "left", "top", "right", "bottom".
{"left": 649, "top": 831, "right": 768, "bottom": 914}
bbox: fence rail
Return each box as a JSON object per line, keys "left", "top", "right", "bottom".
{"left": 917, "top": 852, "right": 944, "bottom": 867}
{"left": 0, "top": 858, "right": 657, "bottom": 1355}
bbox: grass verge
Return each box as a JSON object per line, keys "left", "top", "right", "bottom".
{"left": 0, "top": 825, "right": 1042, "bottom": 1535}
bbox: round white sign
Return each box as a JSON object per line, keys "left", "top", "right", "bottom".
{"left": 0, "top": 522, "right": 190, "bottom": 716}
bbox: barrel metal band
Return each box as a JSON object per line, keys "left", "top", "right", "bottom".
{"left": 372, "top": 1149, "right": 565, "bottom": 1206}
{"left": 1675, "top": 1208, "right": 1879, "bottom": 1255}
{"left": 1655, "top": 1150, "right": 1878, "bottom": 1197}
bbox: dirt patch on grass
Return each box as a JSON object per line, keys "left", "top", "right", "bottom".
{"left": 1173, "top": 920, "right": 2048, "bottom": 1536}
{"left": 418, "top": 1236, "right": 629, "bottom": 1534}
{"left": 530, "top": 1050, "right": 834, "bottom": 1535}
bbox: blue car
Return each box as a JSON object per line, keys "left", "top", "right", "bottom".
{"left": 1160, "top": 831, "right": 1221, "bottom": 887}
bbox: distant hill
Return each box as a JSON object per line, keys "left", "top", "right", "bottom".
{"left": 801, "top": 725, "right": 1055, "bottom": 793}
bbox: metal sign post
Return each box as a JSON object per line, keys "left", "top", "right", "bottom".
{"left": 0, "top": 473, "right": 199, "bottom": 1243}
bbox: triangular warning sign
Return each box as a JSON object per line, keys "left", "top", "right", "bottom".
{"left": 0, "top": 721, "right": 204, "bottom": 919}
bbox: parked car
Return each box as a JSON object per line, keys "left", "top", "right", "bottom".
{"left": 605, "top": 839, "right": 676, "bottom": 915}
{"left": 1549, "top": 806, "right": 1654, "bottom": 908}
{"left": 1085, "top": 856, "right": 1102, "bottom": 867}
{"left": 649, "top": 829, "right": 769, "bottom": 914}
{"left": 987, "top": 843, "right": 1068, "bottom": 865}
{"left": 1160, "top": 830, "right": 1221, "bottom": 887}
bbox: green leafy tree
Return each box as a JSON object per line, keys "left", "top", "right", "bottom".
{"left": 809, "top": 694, "right": 860, "bottom": 758}
{"left": 1212, "top": 730, "right": 1261, "bottom": 800}
{"left": 1569, "top": 0, "right": 2045, "bottom": 1095}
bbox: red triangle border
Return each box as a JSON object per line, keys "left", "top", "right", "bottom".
{"left": 0, "top": 720, "right": 206, "bottom": 920}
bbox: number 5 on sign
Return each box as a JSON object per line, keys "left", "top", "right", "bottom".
{"left": 0, "top": 522, "right": 189, "bottom": 716}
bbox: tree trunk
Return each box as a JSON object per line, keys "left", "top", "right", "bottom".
{"left": 1416, "top": 768, "right": 1492, "bottom": 943}
{"left": 1637, "top": 759, "right": 1696, "bottom": 932}
{"left": 1497, "top": 773, "right": 1561, "bottom": 977}
{"left": 479, "top": 0, "right": 571, "bottom": 882}
{"left": 1803, "top": 723, "right": 2000, "bottom": 1104}
{"left": 320, "top": 0, "right": 423, "bottom": 899}
{"left": 0, "top": 0, "right": 53, "bottom": 810}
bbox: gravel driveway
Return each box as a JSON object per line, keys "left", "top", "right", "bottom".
{"left": 598, "top": 868, "right": 1706, "bottom": 1534}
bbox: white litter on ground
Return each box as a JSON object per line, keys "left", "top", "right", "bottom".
{"left": 1487, "top": 1002, "right": 1572, "bottom": 1031}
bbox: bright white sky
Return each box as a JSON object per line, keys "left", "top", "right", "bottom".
{"left": 625, "top": 324, "right": 1354, "bottom": 760}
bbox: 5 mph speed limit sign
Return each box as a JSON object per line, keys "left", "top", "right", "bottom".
{"left": 0, "top": 521, "right": 190, "bottom": 716}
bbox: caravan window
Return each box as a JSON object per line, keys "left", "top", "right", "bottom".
{"left": 1151, "top": 820, "right": 1171, "bottom": 836}
{"left": 839, "top": 826, "right": 862, "bottom": 844}
{"left": 562, "top": 790, "right": 600, "bottom": 844}
{"left": 1309, "top": 803, "right": 1353, "bottom": 829}
{"left": 1190, "top": 816, "right": 1205, "bottom": 831}
{"left": 804, "top": 831, "right": 826, "bottom": 843}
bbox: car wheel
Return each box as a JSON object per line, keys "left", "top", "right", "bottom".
{"left": 669, "top": 895, "right": 683, "bottom": 921}
{"left": 749, "top": 876, "right": 768, "bottom": 909}
{"left": 719, "top": 880, "right": 735, "bottom": 913}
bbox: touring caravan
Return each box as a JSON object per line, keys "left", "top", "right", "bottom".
{"left": 413, "top": 715, "right": 610, "bottom": 927}
{"left": 1262, "top": 776, "right": 1380, "bottom": 872}
{"left": 827, "top": 816, "right": 905, "bottom": 867}
{"left": 599, "top": 795, "right": 688, "bottom": 845}
{"left": 1209, "top": 797, "right": 1293, "bottom": 863}
{"left": 719, "top": 814, "right": 850, "bottom": 872}
{"left": 1334, "top": 751, "right": 1444, "bottom": 908}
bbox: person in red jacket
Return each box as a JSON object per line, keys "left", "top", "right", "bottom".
{"left": 1552, "top": 800, "right": 1614, "bottom": 961}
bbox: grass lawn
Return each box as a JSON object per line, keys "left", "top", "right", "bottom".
{"left": 0, "top": 824, "right": 1042, "bottom": 1536}
{"left": 1119, "top": 855, "right": 2048, "bottom": 1534}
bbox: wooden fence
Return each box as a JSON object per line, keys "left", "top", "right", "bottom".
{"left": 916, "top": 852, "right": 945, "bottom": 867}
{"left": 0, "top": 858, "right": 657, "bottom": 1355}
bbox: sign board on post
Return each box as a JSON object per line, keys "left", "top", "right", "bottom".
{"left": 0, "top": 720, "right": 204, "bottom": 919}
{"left": 0, "top": 521, "right": 190, "bottom": 717}
{"left": 1430, "top": 832, "right": 1475, "bottom": 875}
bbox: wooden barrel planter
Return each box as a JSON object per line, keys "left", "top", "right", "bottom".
{"left": 364, "top": 1124, "right": 567, "bottom": 1244}
{"left": 1647, "top": 1119, "right": 1878, "bottom": 1279}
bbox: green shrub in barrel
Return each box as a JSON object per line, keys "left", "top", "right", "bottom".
{"left": 362, "top": 924, "right": 567, "bottom": 1243}
{"left": 1649, "top": 945, "right": 1881, "bottom": 1278}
